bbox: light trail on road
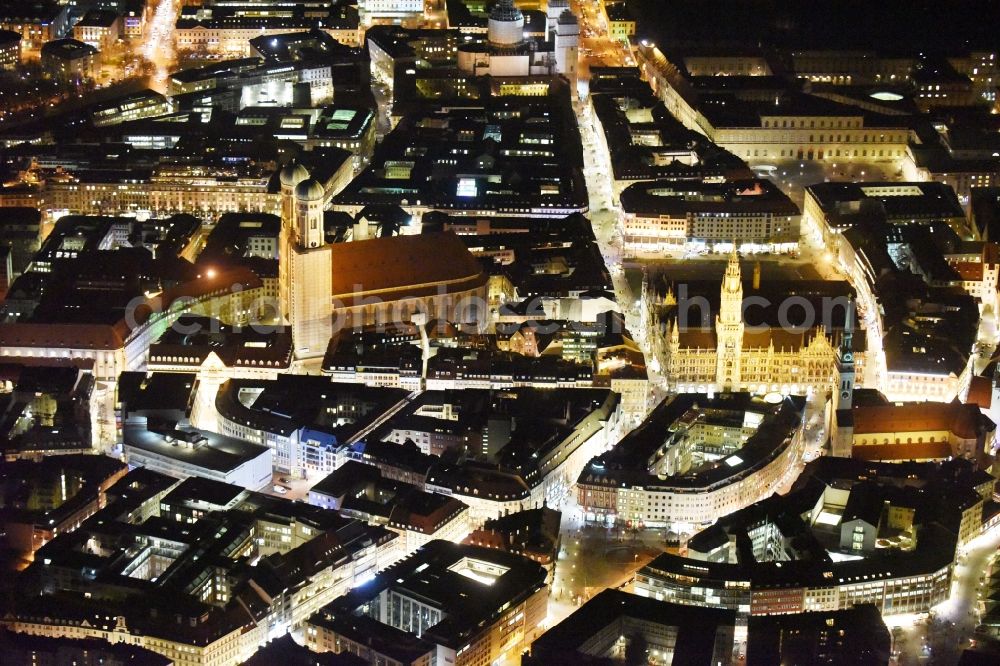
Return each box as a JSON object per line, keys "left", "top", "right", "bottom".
{"left": 142, "top": 0, "right": 179, "bottom": 92}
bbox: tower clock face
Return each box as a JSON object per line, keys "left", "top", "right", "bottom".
{"left": 841, "top": 390, "right": 850, "bottom": 399}
{"left": 843, "top": 352, "right": 853, "bottom": 362}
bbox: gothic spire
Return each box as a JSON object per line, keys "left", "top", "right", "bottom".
{"left": 840, "top": 297, "right": 855, "bottom": 356}
{"left": 723, "top": 242, "right": 742, "bottom": 293}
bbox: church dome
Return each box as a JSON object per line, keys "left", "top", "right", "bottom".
{"left": 489, "top": 0, "right": 523, "bottom": 22}
{"left": 488, "top": 0, "right": 525, "bottom": 46}
{"left": 279, "top": 162, "right": 310, "bottom": 188}
{"left": 295, "top": 178, "right": 325, "bottom": 201}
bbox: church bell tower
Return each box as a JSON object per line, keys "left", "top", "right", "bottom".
{"left": 715, "top": 245, "right": 744, "bottom": 391}
{"left": 830, "top": 298, "right": 857, "bottom": 457}
{"left": 278, "top": 163, "right": 333, "bottom": 360}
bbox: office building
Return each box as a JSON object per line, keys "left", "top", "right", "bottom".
{"left": 0, "top": 2, "right": 70, "bottom": 54}
{"left": 577, "top": 392, "right": 806, "bottom": 528}
{"left": 0, "top": 29, "right": 22, "bottom": 69}
{"left": 525, "top": 589, "right": 736, "bottom": 666}
{"left": 633, "top": 457, "right": 990, "bottom": 620}
{"left": 620, "top": 179, "right": 800, "bottom": 252}
{"left": 213, "top": 374, "right": 409, "bottom": 479}
{"left": 746, "top": 605, "right": 891, "bottom": 665}
{"left": 40, "top": 38, "right": 98, "bottom": 82}
{"left": 0, "top": 454, "right": 128, "bottom": 559}
{"left": 73, "top": 10, "right": 120, "bottom": 52}
{"left": 1, "top": 468, "right": 397, "bottom": 665}
{"left": 309, "top": 461, "right": 472, "bottom": 555}
{"left": 306, "top": 541, "right": 548, "bottom": 666}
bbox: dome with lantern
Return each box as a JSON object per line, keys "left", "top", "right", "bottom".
{"left": 488, "top": 0, "right": 525, "bottom": 46}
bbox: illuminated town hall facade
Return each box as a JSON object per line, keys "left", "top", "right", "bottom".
{"left": 651, "top": 248, "right": 863, "bottom": 395}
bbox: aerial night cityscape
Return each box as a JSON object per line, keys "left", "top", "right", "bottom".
{"left": 0, "top": 1, "right": 999, "bottom": 665}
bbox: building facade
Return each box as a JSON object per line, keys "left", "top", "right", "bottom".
{"left": 651, "top": 248, "right": 861, "bottom": 395}
{"left": 576, "top": 393, "right": 806, "bottom": 529}
{"left": 619, "top": 180, "right": 800, "bottom": 253}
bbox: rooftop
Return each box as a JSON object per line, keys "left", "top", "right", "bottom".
{"left": 746, "top": 605, "right": 890, "bottom": 665}
{"left": 76, "top": 9, "right": 118, "bottom": 28}
{"left": 526, "top": 589, "right": 736, "bottom": 665}
{"left": 215, "top": 375, "right": 409, "bottom": 440}
{"left": 40, "top": 38, "right": 98, "bottom": 60}
{"left": 149, "top": 315, "right": 293, "bottom": 371}
{"left": 328, "top": 232, "right": 487, "bottom": 305}
{"left": 0, "top": 29, "right": 21, "bottom": 47}
{"left": 578, "top": 392, "right": 806, "bottom": 491}
{"left": 124, "top": 422, "right": 270, "bottom": 474}
{"left": 806, "top": 181, "right": 965, "bottom": 225}
{"left": 620, "top": 178, "right": 799, "bottom": 217}
{"left": 318, "top": 540, "right": 547, "bottom": 649}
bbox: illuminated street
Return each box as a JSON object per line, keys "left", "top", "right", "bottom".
{"left": 142, "top": 0, "right": 179, "bottom": 91}
{"left": 0, "top": 0, "right": 998, "bottom": 664}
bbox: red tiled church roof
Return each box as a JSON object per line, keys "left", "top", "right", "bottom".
{"left": 329, "top": 232, "right": 486, "bottom": 307}
{"left": 852, "top": 402, "right": 981, "bottom": 440}
{"left": 852, "top": 440, "right": 953, "bottom": 461}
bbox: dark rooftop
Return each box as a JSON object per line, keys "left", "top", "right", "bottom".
{"left": 526, "top": 588, "right": 736, "bottom": 665}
